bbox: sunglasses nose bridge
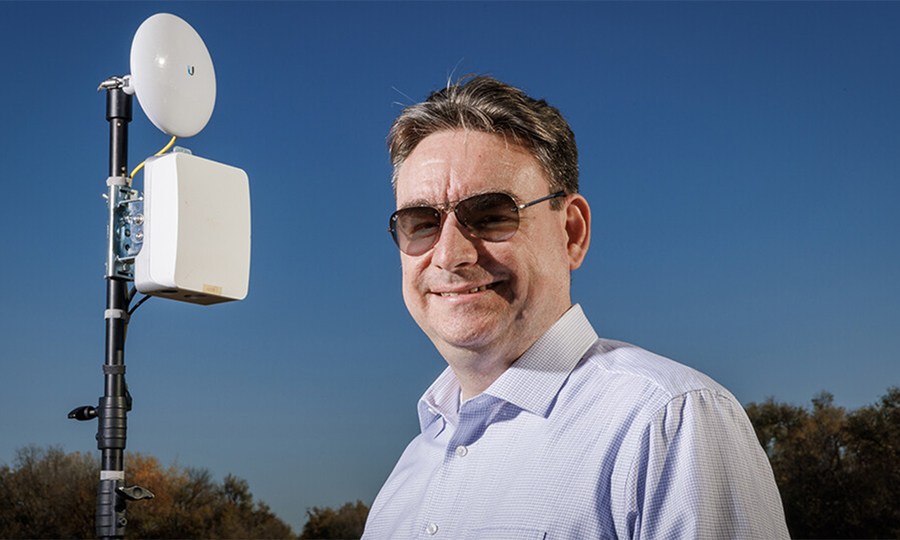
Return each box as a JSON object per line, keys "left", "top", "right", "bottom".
{"left": 427, "top": 201, "right": 464, "bottom": 230}
{"left": 434, "top": 202, "right": 463, "bottom": 234}
{"left": 428, "top": 207, "right": 484, "bottom": 263}
{"left": 434, "top": 201, "right": 457, "bottom": 215}
{"left": 414, "top": 204, "right": 465, "bottom": 251}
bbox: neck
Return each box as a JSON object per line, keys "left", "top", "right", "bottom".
{"left": 432, "top": 304, "right": 573, "bottom": 401}
{"left": 455, "top": 359, "right": 514, "bottom": 402}
{"left": 435, "top": 341, "right": 523, "bottom": 402}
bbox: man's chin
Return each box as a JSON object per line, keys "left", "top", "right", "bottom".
{"left": 427, "top": 323, "right": 502, "bottom": 357}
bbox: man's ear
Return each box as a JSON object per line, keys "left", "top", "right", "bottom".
{"left": 564, "top": 194, "right": 591, "bottom": 270}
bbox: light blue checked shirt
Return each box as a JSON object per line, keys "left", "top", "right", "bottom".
{"left": 363, "top": 305, "right": 789, "bottom": 540}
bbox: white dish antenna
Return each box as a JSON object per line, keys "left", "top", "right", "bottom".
{"left": 126, "top": 13, "right": 216, "bottom": 138}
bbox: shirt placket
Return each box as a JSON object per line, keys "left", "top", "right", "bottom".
{"left": 417, "top": 396, "right": 495, "bottom": 539}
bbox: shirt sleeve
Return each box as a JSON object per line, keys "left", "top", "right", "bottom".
{"left": 622, "top": 389, "right": 790, "bottom": 540}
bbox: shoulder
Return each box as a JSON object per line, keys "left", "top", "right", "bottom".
{"left": 554, "top": 338, "right": 749, "bottom": 438}
{"left": 548, "top": 337, "right": 749, "bottom": 451}
{"left": 580, "top": 338, "right": 737, "bottom": 404}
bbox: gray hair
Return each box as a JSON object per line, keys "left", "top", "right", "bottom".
{"left": 388, "top": 76, "right": 578, "bottom": 208}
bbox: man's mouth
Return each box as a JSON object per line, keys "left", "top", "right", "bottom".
{"left": 439, "top": 283, "right": 497, "bottom": 297}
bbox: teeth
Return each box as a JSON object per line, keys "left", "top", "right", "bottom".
{"left": 441, "top": 284, "right": 493, "bottom": 297}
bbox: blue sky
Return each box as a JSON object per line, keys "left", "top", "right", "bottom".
{"left": 1, "top": 1, "right": 898, "bottom": 533}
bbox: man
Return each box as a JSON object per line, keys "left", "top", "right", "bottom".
{"left": 363, "top": 76, "right": 789, "bottom": 539}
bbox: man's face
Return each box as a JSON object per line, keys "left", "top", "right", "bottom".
{"left": 395, "top": 130, "right": 581, "bottom": 364}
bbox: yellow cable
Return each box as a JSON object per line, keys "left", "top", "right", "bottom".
{"left": 129, "top": 136, "right": 178, "bottom": 179}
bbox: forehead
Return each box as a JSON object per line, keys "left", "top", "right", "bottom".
{"left": 395, "top": 130, "right": 548, "bottom": 206}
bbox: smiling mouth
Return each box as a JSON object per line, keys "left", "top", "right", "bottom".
{"left": 439, "top": 283, "right": 498, "bottom": 297}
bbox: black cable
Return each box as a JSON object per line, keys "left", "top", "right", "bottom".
{"left": 128, "top": 294, "right": 153, "bottom": 316}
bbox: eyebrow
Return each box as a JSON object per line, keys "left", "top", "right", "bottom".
{"left": 398, "top": 197, "right": 435, "bottom": 210}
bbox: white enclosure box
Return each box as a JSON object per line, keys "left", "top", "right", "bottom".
{"left": 135, "top": 152, "right": 250, "bottom": 305}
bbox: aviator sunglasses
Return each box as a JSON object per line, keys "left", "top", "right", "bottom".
{"left": 389, "top": 191, "right": 566, "bottom": 256}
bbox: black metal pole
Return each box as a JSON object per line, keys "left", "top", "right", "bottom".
{"left": 96, "top": 86, "right": 132, "bottom": 540}
{"left": 69, "top": 79, "right": 152, "bottom": 538}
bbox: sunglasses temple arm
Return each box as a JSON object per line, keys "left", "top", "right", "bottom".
{"left": 519, "top": 191, "right": 566, "bottom": 209}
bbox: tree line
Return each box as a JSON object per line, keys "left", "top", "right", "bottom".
{"left": 2, "top": 386, "right": 899, "bottom": 539}
{"left": 745, "top": 386, "right": 900, "bottom": 539}
{"left": 0, "top": 447, "right": 293, "bottom": 539}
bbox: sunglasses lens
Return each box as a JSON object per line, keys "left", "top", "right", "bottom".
{"left": 390, "top": 193, "right": 522, "bottom": 255}
{"left": 456, "top": 193, "right": 520, "bottom": 241}
{"left": 391, "top": 207, "right": 442, "bottom": 255}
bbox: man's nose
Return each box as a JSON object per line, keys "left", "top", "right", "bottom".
{"left": 430, "top": 212, "right": 478, "bottom": 270}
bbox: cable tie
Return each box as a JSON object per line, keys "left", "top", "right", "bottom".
{"left": 104, "top": 309, "right": 129, "bottom": 323}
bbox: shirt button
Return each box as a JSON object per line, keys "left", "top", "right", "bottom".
{"left": 455, "top": 445, "right": 468, "bottom": 457}
{"left": 426, "top": 523, "right": 438, "bottom": 535}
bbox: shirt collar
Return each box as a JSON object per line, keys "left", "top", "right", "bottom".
{"left": 418, "top": 367, "right": 461, "bottom": 432}
{"left": 417, "top": 304, "right": 598, "bottom": 432}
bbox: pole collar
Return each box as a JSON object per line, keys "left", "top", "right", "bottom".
{"left": 104, "top": 309, "right": 129, "bottom": 323}
{"left": 107, "top": 176, "right": 131, "bottom": 188}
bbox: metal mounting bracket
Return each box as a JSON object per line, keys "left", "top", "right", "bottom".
{"left": 105, "top": 176, "right": 143, "bottom": 280}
